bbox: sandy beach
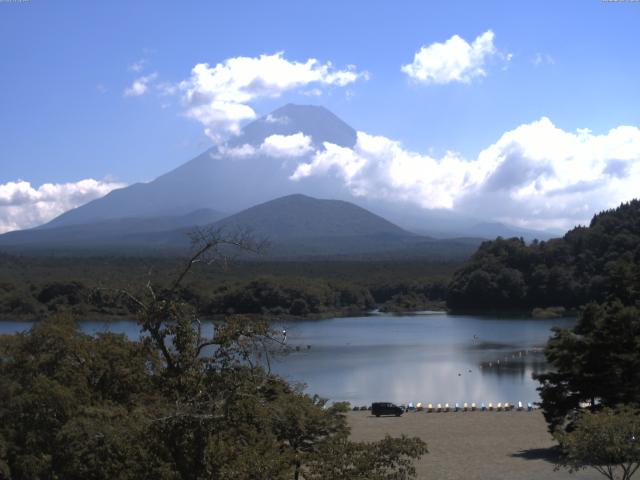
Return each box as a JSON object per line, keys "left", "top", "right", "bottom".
{"left": 347, "top": 410, "right": 602, "bottom": 480}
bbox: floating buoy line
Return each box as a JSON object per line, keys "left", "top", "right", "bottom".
{"left": 479, "top": 347, "right": 545, "bottom": 370}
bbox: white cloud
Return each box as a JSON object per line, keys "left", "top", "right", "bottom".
{"left": 532, "top": 53, "right": 555, "bottom": 67}
{"left": 216, "top": 143, "right": 257, "bottom": 158}
{"left": 260, "top": 133, "right": 313, "bottom": 158}
{"left": 264, "top": 114, "right": 289, "bottom": 124}
{"left": 301, "top": 88, "right": 323, "bottom": 97}
{"left": 291, "top": 119, "right": 640, "bottom": 229}
{"left": 178, "top": 52, "right": 367, "bottom": 142}
{"left": 124, "top": 73, "right": 158, "bottom": 97}
{"left": 401, "top": 30, "right": 498, "bottom": 84}
{"left": 214, "top": 132, "right": 314, "bottom": 159}
{"left": 0, "top": 179, "right": 126, "bottom": 234}
{"left": 156, "top": 81, "right": 178, "bottom": 96}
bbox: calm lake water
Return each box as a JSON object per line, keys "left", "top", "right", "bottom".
{"left": 0, "top": 313, "right": 573, "bottom": 406}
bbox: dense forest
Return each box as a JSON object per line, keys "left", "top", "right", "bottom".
{"left": 0, "top": 255, "right": 454, "bottom": 320}
{"left": 0, "top": 232, "right": 427, "bottom": 479}
{"left": 447, "top": 200, "right": 640, "bottom": 312}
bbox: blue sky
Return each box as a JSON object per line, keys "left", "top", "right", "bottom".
{"left": 1, "top": 0, "right": 640, "bottom": 232}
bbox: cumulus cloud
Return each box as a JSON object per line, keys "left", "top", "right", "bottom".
{"left": 264, "top": 114, "right": 289, "bottom": 124}
{"left": 124, "top": 73, "right": 158, "bottom": 97}
{"left": 0, "top": 179, "right": 125, "bottom": 233}
{"left": 216, "top": 143, "right": 257, "bottom": 158}
{"left": 178, "top": 52, "right": 367, "bottom": 142}
{"left": 291, "top": 119, "right": 640, "bottom": 229}
{"left": 215, "top": 132, "right": 314, "bottom": 159}
{"left": 260, "top": 133, "right": 313, "bottom": 158}
{"left": 402, "top": 30, "right": 498, "bottom": 84}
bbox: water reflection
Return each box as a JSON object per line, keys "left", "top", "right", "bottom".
{"left": 271, "top": 313, "right": 574, "bottom": 405}
{"left": 1, "top": 313, "right": 573, "bottom": 406}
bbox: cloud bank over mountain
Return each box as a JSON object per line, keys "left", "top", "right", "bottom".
{"left": 291, "top": 118, "right": 640, "bottom": 230}
{"left": 177, "top": 53, "right": 368, "bottom": 142}
{"left": 3, "top": 104, "right": 639, "bottom": 235}
{"left": 0, "top": 179, "right": 125, "bottom": 233}
{"left": 218, "top": 132, "right": 314, "bottom": 159}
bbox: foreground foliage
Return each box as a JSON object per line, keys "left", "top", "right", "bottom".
{"left": 0, "top": 233, "right": 426, "bottom": 479}
{"left": 555, "top": 407, "right": 640, "bottom": 480}
{"left": 536, "top": 302, "right": 640, "bottom": 432}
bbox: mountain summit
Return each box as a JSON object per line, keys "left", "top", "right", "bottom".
{"left": 44, "top": 104, "right": 356, "bottom": 229}
{"left": 28, "top": 103, "right": 554, "bottom": 241}
{"left": 211, "top": 193, "right": 409, "bottom": 239}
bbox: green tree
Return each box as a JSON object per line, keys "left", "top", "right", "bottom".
{"left": 271, "top": 393, "right": 349, "bottom": 480}
{"left": 0, "top": 228, "right": 428, "bottom": 479}
{"left": 536, "top": 303, "right": 640, "bottom": 432}
{"left": 306, "top": 435, "right": 427, "bottom": 480}
{"left": 555, "top": 407, "right": 640, "bottom": 480}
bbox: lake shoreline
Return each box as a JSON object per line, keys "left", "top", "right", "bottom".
{"left": 2, "top": 313, "right": 574, "bottom": 406}
{"left": 1, "top": 306, "right": 581, "bottom": 323}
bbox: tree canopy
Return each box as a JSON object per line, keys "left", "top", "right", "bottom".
{"left": 0, "top": 230, "right": 427, "bottom": 479}
{"left": 555, "top": 406, "right": 640, "bottom": 480}
{"left": 447, "top": 200, "right": 640, "bottom": 312}
{"left": 536, "top": 302, "right": 640, "bottom": 432}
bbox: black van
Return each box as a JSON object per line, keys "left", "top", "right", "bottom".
{"left": 371, "top": 402, "right": 403, "bottom": 417}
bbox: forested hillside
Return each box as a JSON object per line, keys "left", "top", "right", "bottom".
{"left": 447, "top": 200, "right": 640, "bottom": 311}
{"left": 0, "top": 256, "right": 453, "bottom": 319}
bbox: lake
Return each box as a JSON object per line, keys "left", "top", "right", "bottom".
{"left": 0, "top": 313, "right": 573, "bottom": 406}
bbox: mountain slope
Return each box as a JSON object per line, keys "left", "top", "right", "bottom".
{"left": 0, "top": 209, "right": 225, "bottom": 248}
{"left": 213, "top": 194, "right": 411, "bottom": 239}
{"left": 35, "top": 103, "right": 556, "bottom": 240}
{"left": 9, "top": 102, "right": 558, "bottom": 246}
{"left": 43, "top": 104, "right": 357, "bottom": 229}
{"left": 126, "top": 194, "right": 481, "bottom": 260}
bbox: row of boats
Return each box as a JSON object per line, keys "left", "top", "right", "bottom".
{"left": 353, "top": 401, "right": 535, "bottom": 412}
{"left": 411, "top": 401, "right": 535, "bottom": 412}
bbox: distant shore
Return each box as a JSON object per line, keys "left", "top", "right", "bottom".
{"left": 347, "top": 410, "right": 600, "bottom": 480}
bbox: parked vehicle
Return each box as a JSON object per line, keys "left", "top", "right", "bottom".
{"left": 371, "top": 402, "right": 403, "bottom": 417}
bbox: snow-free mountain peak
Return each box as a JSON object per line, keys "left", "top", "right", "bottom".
{"left": 42, "top": 104, "right": 356, "bottom": 229}
{"left": 231, "top": 104, "right": 356, "bottom": 148}
{"left": 31, "top": 103, "right": 555, "bottom": 241}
